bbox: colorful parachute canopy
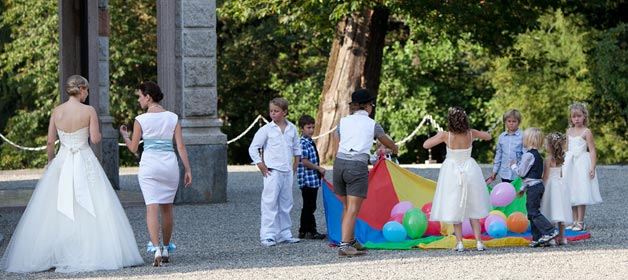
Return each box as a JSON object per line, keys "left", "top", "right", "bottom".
{"left": 323, "top": 159, "right": 437, "bottom": 245}
{"left": 322, "top": 159, "right": 591, "bottom": 249}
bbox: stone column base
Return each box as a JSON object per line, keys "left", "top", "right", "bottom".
{"left": 175, "top": 143, "right": 227, "bottom": 203}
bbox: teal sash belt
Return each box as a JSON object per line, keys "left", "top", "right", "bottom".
{"left": 143, "top": 139, "right": 174, "bottom": 152}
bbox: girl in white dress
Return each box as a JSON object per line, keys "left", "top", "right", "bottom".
{"left": 562, "top": 102, "right": 602, "bottom": 232}
{"left": 423, "top": 107, "right": 492, "bottom": 252}
{"left": 1, "top": 75, "right": 143, "bottom": 273}
{"left": 120, "top": 81, "right": 192, "bottom": 267}
{"left": 540, "top": 132, "right": 572, "bottom": 245}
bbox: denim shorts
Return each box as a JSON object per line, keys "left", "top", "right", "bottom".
{"left": 332, "top": 158, "right": 369, "bottom": 198}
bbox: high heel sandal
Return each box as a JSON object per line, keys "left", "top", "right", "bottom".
{"left": 153, "top": 248, "right": 162, "bottom": 267}
{"left": 147, "top": 242, "right": 163, "bottom": 267}
{"left": 162, "top": 244, "right": 176, "bottom": 263}
{"left": 565, "top": 222, "right": 577, "bottom": 230}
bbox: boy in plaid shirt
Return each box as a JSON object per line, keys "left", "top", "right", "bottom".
{"left": 296, "top": 115, "right": 327, "bottom": 240}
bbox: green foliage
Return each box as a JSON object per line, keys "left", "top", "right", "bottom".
{"left": 0, "top": 0, "right": 157, "bottom": 168}
{"left": 109, "top": 0, "right": 157, "bottom": 165}
{"left": 589, "top": 23, "right": 628, "bottom": 163}
{"left": 378, "top": 31, "right": 494, "bottom": 164}
{"left": 217, "top": 4, "right": 330, "bottom": 164}
{"left": 2, "top": 1, "right": 628, "bottom": 169}
{"left": 486, "top": 10, "right": 628, "bottom": 163}
{"left": 0, "top": 0, "right": 58, "bottom": 168}
{"left": 488, "top": 9, "right": 592, "bottom": 131}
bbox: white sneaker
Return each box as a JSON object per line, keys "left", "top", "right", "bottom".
{"left": 477, "top": 241, "right": 486, "bottom": 251}
{"left": 453, "top": 241, "right": 464, "bottom": 252}
{"left": 278, "top": 237, "right": 301, "bottom": 244}
{"left": 261, "top": 238, "right": 276, "bottom": 247}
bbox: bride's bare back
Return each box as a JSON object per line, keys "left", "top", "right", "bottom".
{"left": 52, "top": 101, "right": 95, "bottom": 133}
{"left": 46, "top": 75, "right": 101, "bottom": 161}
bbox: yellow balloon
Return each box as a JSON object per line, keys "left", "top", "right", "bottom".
{"left": 489, "top": 210, "right": 507, "bottom": 220}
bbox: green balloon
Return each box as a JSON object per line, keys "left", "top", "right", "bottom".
{"left": 402, "top": 208, "right": 428, "bottom": 239}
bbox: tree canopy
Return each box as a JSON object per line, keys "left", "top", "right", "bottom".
{"left": 1, "top": 0, "right": 628, "bottom": 168}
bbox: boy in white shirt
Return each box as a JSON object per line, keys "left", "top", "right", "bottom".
{"left": 248, "top": 98, "right": 302, "bottom": 247}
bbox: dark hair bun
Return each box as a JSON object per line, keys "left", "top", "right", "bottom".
{"left": 139, "top": 81, "right": 164, "bottom": 102}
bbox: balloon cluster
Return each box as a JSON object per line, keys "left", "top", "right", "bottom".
{"left": 383, "top": 182, "right": 529, "bottom": 242}
{"left": 481, "top": 182, "right": 528, "bottom": 237}
{"left": 383, "top": 201, "right": 440, "bottom": 242}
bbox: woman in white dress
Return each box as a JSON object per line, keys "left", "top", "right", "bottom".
{"left": 120, "top": 81, "right": 192, "bottom": 267}
{"left": 423, "top": 107, "right": 492, "bottom": 252}
{"left": 0, "top": 75, "right": 143, "bottom": 273}
{"left": 540, "top": 132, "right": 572, "bottom": 245}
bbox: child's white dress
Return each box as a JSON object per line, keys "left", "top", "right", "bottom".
{"left": 563, "top": 130, "right": 602, "bottom": 206}
{"left": 430, "top": 132, "right": 492, "bottom": 224}
{"left": 540, "top": 167, "right": 573, "bottom": 224}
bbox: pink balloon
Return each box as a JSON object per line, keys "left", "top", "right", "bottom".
{"left": 390, "top": 201, "right": 414, "bottom": 217}
{"left": 461, "top": 219, "right": 473, "bottom": 237}
{"left": 389, "top": 213, "right": 404, "bottom": 224}
{"left": 484, "top": 214, "right": 506, "bottom": 230}
{"left": 491, "top": 182, "right": 516, "bottom": 206}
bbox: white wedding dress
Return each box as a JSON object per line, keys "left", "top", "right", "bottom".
{"left": 0, "top": 127, "right": 143, "bottom": 273}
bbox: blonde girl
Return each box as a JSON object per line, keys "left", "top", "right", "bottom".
{"left": 563, "top": 102, "right": 602, "bottom": 232}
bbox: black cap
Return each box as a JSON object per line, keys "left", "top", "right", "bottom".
{"left": 350, "top": 89, "right": 374, "bottom": 104}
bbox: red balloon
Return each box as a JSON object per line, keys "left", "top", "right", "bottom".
{"left": 424, "top": 213, "right": 441, "bottom": 236}
{"left": 421, "top": 202, "right": 433, "bottom": 215}
{"left": 479, "top": 216, "right": 488, "bottom": 233}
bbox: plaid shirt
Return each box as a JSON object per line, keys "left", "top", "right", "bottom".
{"left": 297, "top": 136, "right": 321, "bottom": 189}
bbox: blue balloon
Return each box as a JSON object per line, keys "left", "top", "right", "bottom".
{"left": 383, "top": 221, "right": 407, "bottom": 242}
{"left": 488, "top": 221, "right": 508, "bottom": 238}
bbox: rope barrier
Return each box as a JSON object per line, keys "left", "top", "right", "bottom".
{"left": 0, "top": 132, "right": 56, "bottom": 151}
{"left": 226, "top": 115, "right": 269, "bottom": 144}
{"left": 1, "top": 113, "right": 504, "bottom": 151}
{"left": 395, "top": 114, "right": 443, "bottom": 145}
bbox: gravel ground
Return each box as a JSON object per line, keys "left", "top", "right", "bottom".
{"left": 0, "top": 165, "right": 627, "bottom": 280}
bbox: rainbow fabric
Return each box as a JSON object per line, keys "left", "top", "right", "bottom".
{"left": 322, "top": 159, "right": 590, "bottom": 249}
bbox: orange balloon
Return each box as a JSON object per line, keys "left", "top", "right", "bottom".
{"left": 507, "top": 212, "right": 528, "bottom": 233}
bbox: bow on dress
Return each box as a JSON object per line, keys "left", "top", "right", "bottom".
{"left": 57, "top": 142, "right": 96, "bottom": 220}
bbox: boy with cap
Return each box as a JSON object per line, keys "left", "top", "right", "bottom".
{"left": 333, "top": 88, "right": 398, "bottom": 258}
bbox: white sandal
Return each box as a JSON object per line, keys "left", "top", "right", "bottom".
{"left": 572, "top": 221, "right": 586, "bottom": 232}
{"left": 453, "top": 241, "right": 464, "bottom": 252}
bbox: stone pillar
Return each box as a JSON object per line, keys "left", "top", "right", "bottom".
{"left": 158, "top": 0, "right": 227, "bottom": 203}
{"left": 58, "top": 0, "right": 119, "bottom": 189}
{"left": 97, "top": 0, "right": 119, "bottom": 189}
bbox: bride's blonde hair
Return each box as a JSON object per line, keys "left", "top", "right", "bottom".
{"left": 65, "top": 75, "right": 89, "bottom": 96}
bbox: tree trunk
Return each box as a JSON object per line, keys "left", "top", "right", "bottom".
{"left": 314, "top": 7, "right": 390, "bottom": 163}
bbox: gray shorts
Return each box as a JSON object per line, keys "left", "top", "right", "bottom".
{"left": 333, "top": 158, "right": 369, "bottom": 198}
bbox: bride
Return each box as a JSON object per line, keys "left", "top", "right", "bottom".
{"left": 0, "top": 75, "right": 143, "bottom": 273}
